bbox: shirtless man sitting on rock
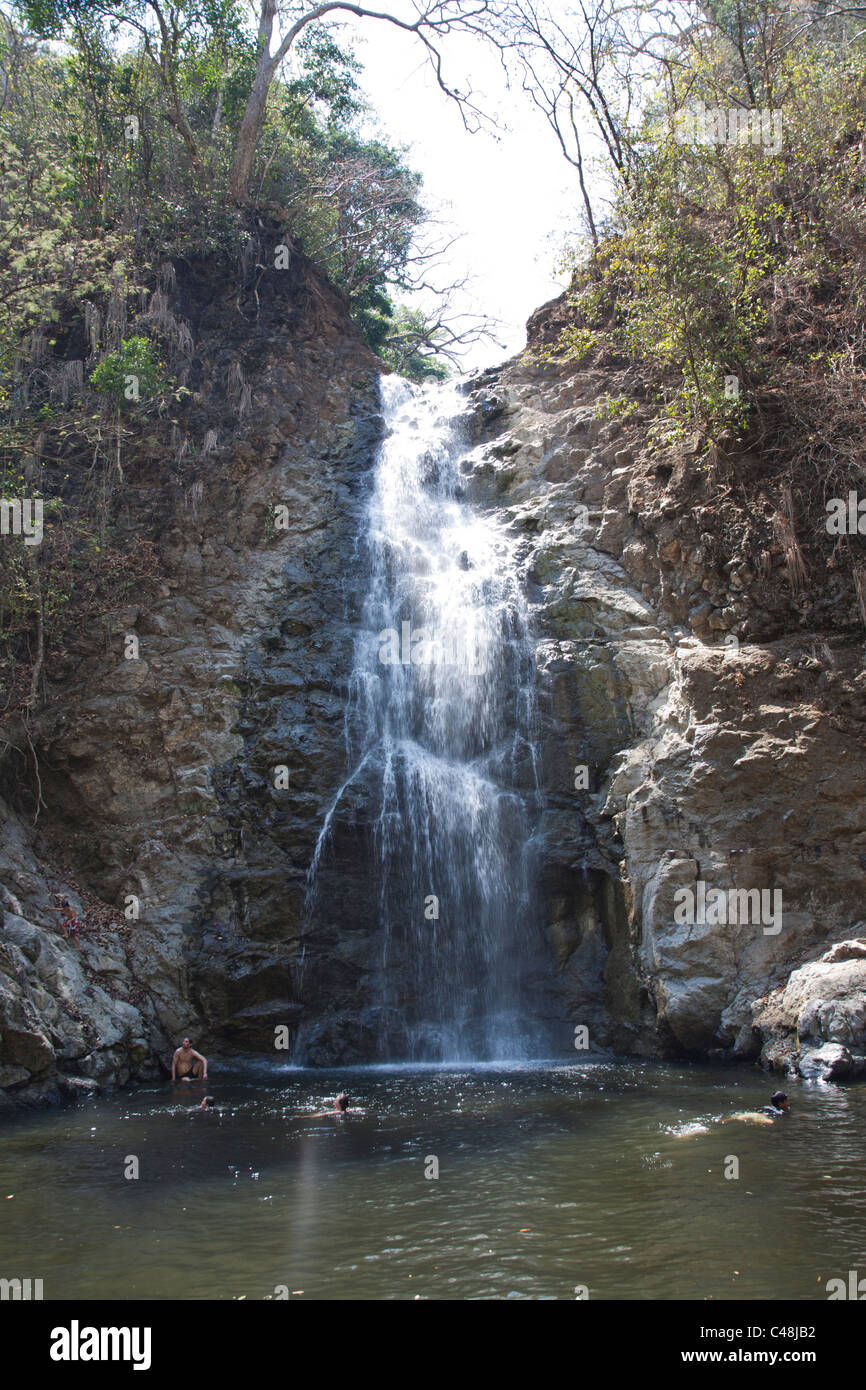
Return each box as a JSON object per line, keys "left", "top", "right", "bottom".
{"left": 171, "top": 1038, "right": 207, "bottom": 1083}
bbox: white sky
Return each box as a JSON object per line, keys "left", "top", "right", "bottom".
{"left": 340, "top": 15, "right": 581, "bottom": 369}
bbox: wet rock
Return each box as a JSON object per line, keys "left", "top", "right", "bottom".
{"left": 799, "top": 1043, "right": 855, "bottom": 1081}
{"left": 751, "top": 941, "right": 866, "bottom": 1077}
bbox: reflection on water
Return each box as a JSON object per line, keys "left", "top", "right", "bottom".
{"left": 1, "top": 1062, "right": 864, "bottom": 1301}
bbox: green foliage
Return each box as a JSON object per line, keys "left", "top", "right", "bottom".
{"left": 268, "top": 124, "right": 425, "bottom": 341}
{"left": 89, "top": 335, "right": 166, "bottom": 404}
{"left": 0, "top": 137, "right": 131, "bottom": 382}
{"left": 547, "top": 12, "right": 866, "bottom": 446}
{"left": 284, "top": 25, "right": 364, "bottom": 134}
{"left": 379, "top": 304, "right": 453, "bottom": 383}
{"left": 593, "top": 393, "right": 641, "bottom": 424}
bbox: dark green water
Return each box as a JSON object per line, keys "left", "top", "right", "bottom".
{"left": 1, "top": 1062, "right": 864, "bottom": 1301}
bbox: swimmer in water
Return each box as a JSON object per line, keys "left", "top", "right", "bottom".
{"left": 307, "top": 1092, "right": 356, "bottom": 1117}
{"left": 198, "top": 1096, "right": 218, "bottom": 1112}
{"left": 724, "top": 1091, "right": 790, "bottom": 1125}
{"left": 762, "top": 1090, "right": 790, "bottom": 1117}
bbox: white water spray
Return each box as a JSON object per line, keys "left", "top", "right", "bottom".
{"left": 301, "top": 375, "right": 555, "bottom": 1060}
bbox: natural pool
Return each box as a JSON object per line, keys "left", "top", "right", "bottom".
{"left": 1, "top": 1061, "right": 864, "bottom": 1301}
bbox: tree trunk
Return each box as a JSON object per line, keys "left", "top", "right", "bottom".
{"left": 166, "top": 102, "right": 203, "bottom": 170}
{"left": 212, "top": 70, "right": 227, "bottom": 137}
{"left": 229, "top": 0, "right": 281, "bottom": 204}
{"left": 229, "top": 54, "right": 277, "bottom": 202}
{"left": 227, "top": 1, "right": 364, "bottom": 203}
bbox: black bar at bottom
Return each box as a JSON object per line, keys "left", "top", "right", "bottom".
{"left": 2, "top": 1297, "right": 856, "bottom": 1376}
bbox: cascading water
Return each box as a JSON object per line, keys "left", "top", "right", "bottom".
{"left": 300, "top": 374, "right": 559, "bottom": 1062}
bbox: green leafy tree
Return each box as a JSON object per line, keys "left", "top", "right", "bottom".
{"left": 89, "top": 335, "right": 166, "bottom": 404}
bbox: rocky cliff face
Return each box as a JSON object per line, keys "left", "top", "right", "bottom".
{"left": 0, "top": 248, "right": 383, "bottom": 1103}
{"left": 2, "top": 270, "right": 865, "bottom": 1107}
{"left": 462, "top": 341, "right": 866, "bottom": 1080}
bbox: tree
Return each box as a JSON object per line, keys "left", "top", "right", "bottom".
{"left": 227, "top": 0, "right": 510, "bottom": 202}
{"left": 507, "top": 0, "right": 687, "bottom": 249}
{"left": 18, "top": 0, "right": 513, "bottom": 201}
{"left": 16, "top": 0, "right": 239, "bottom": 170}
{"left": 296, "top": 135, "right": 423, "bottom": 296}
{"left": 380, "top": 300, "right": 497, "bottom": 377}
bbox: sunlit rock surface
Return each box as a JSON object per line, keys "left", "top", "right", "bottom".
{"left": 464, "top": 346, "right": 866, "bottom": 1073}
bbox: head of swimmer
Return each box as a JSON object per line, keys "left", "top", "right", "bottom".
{"left": 335, "top": 1093, "right": 349, "bottom": 1112}
{"left": 771, "top": 1091, "right": 789, "bottom": 1111}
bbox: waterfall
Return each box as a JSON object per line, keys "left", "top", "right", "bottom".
{"left": 300, "top": 374, "right": 557, "bottom": 1062}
